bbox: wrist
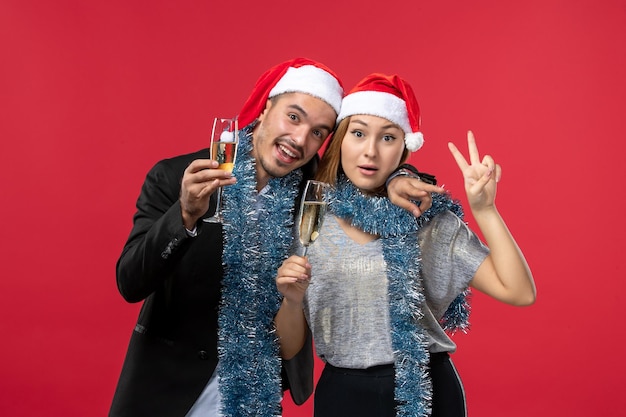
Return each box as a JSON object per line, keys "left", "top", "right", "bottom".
{"left": 181, "top": 208, "right": 198, "bottom": 231}
{"left": 471, "top": 204, "right": 499, "bottom": 221}
{"left": 282, "top": 297, "right": 304, "bottom": 311}
{"left": 386, "top": 168, "right": 421, "bottom": 189}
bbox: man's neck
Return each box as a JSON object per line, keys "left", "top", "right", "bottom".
{"left": 256, "top": 173, "right": 270, "bottom": 192}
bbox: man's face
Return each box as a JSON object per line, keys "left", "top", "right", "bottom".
{"left": 252, "top": 92, "right": 337, "bottom": 189}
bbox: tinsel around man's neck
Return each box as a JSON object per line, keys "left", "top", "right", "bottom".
{"left": 217, "top": 124, "right": 302, "bottom": 417}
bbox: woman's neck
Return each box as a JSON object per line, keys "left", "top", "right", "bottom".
{"left": 334, "top": 216, "right": 379, "bottom": 244}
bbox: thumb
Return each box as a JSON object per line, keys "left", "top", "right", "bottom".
{"left": 470, "top": 168, "right": 493, "bottom": 194}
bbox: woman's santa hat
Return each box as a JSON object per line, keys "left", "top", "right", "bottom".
{"left": 337, "top": 73, "right": 424, "bottom": 152}
{"left": 237, "top": 57, "right": 344, "bottom": 128}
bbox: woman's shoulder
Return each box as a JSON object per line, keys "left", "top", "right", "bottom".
{"left": 422, "top": 210, "right": 464, "bottom": 233}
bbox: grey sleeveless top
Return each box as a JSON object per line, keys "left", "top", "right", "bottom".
{"left": 302, "top": 211, "right": 488, "bottom": 369}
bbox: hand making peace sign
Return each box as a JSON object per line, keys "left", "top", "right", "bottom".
{"left": 448, "top": 131, "right": 502, "bottom": 213}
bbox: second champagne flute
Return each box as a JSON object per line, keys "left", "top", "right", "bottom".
{"left": 297, "top": 180, "right": 329, "bottom": 256}
{"left": 204, "top": 117, "right": 238, "bottom": 224}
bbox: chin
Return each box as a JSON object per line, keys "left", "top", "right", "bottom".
{"left": 268, "top": 162, "right": 301, "bottom": 179}
{"left": 351, "top": 180, "right": 380, "bottom": 193}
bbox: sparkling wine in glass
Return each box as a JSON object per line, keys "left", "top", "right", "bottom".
{"left": 204, "top": 117, "right": 238, "bottom": 223}
{"left": 298, "top": 180, "right": 329, "bottom": 256}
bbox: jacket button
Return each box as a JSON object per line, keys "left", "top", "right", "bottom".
{"left": 198, "top": 350, "right": 209, "bottom": 360}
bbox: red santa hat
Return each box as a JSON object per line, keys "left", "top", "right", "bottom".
{"left": 337, "top": 73, "right": 424, "bottom": 152}
{"left": 237, "top": 57, "right": 344, "bottom": 128}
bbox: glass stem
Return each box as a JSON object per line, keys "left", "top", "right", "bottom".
{"left": 214, "top": 186, "right": 223, "bottom": 216}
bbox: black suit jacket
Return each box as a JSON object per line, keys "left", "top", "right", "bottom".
{"left": 109, "top": 149, "right": 314, "bottom": 417}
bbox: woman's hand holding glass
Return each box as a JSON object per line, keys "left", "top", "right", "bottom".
{"left": 276, "top": 255, "right": 311, "bottom": 306}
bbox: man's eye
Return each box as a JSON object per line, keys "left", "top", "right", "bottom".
{"left": 288, "top": 113, "right": 298, "bottom": 121}
{"left": 312, "top": 129, "right": 323, "bottom": 138}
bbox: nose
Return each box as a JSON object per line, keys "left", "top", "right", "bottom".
{"left": 363, "top": 138, "right": 378, "bottom": 158}
{"left": 292, "top": 125, "right": 308, "bottom": 145}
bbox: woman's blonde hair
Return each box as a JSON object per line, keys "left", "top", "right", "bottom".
{"left": 315, "top": 116, "right": 410, "bottom": 195}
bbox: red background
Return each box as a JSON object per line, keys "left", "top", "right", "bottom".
{"left": 1, "top": 1, "right": 625, "bottom": 416}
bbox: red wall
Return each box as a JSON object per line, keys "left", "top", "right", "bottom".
{"left": 1, "top": 1, "right": 625, "bottom": 416}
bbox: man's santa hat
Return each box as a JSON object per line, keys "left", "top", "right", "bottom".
{"left": 337, "top": 73, "right": 424, "bottom": 152}
{"left": 237, "top": 57, "right": 344, "bottom": 128}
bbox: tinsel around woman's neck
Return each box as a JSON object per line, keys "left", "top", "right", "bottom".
{"left": 328, "top": 175, "right": 471, "bottom": 417}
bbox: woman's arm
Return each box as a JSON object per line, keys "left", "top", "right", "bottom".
{"left": 449, "top": 131, "right": 536, "bottom": 306}
{"left": 275, "top": 255, "right": 311, "bottom": 359}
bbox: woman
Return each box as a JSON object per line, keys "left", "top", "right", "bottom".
{"left": 275, "top": 73, "right": 536, "bottom": 417}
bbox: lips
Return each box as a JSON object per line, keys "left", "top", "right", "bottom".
{"left": 275, "top": 142, "right": 300, "bottom": 164}
{"left": 357, "top": 165, "right": 378, "bottom": 176}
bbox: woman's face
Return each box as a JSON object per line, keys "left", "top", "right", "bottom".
{"left": 340, "top": 114, "right": 406, "bottom": 192}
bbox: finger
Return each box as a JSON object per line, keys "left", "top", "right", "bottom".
{"left": 287, "top": 255, "right": 310, "bottom": 268}
{"left": 471, "top": 166, "right": 494, "bottom": 193}
{"left": 215, "top": 177, "right": 237, "bottom": 188}
{"left": 494, "top": 163, "right": 502, "bottom": 182}
{"left": 390, "top": 177, "right": 444, "bottom": 195}
{"left": 467, "top": 131, "right": 481, "bottom": 165}
{"left": 418, "top": 194, "right": 433, "bottom": 213}
{"left": 448, "top": 141, "right": 469, "bottom": 171}
{"left": 280, "top": 259, "right": 310, "bottom": 276}
{"left": 406, "top": 181, "right": 445, "bottom": 195}
{"left": 409, "top": 203, "right": 424, "bottom": 218}
{"left": 389, "top": 193, "right": 423, "bottom": 218}
{"left": 187, "top": 158, "right": 218, "bottom": 173}
{"left": 278, "top": 271, "right": 310, "bottom": 282}
{"left": 277, "top": 270, "right": 309, "bottom": 283}
{"left": 481, "top": 154, "right": 495, "bottom": 171}
{"left": 294, "top": 276, "right": 311, "bottom": 285}
{"left": 282, "top": 264, "right": 310, "bottom": 277}
{"left": 196, "top": 179, "right": 221, "bottom": 199}
{"left": 190, "top": 169, "right": 234, "bottom": 187}
{"left": 276, "top": 276, "right": 305, "bottom": 287}
{"left": 400, "top": 186, "right": 435, "bottom": 208}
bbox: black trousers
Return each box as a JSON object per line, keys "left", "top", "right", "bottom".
{"left": 313, "top": 352, "right": 466, "bottom": 417}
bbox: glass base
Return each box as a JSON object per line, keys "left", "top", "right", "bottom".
{"left": 203, "top": 215, "right": 224, "bottom": 223}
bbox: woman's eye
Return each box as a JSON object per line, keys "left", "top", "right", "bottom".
{"left": 383, "top": 134, "right": 395, "bottom": 142}
{"left": 350, "top": 130, "right": 364, "bottom": 138}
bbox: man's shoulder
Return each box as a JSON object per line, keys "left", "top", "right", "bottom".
{"left": 161, "top": 148, "right": 210, "bottom": 164}
{"left": 151, "top": 149, "right": 210, "bottom": 171}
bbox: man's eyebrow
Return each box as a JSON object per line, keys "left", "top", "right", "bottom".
{"left": 288, "top": 104, "right": 333, "bottom": 132}
{"left": 287, "top": 104, "right": 308, "bottom": 117}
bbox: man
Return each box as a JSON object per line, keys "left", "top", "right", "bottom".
{"left": 109, "top": 58, "right": 440, "bottom": 417}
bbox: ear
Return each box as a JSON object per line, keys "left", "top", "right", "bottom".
{"left": 257, "top": 99, "right": 273, "bottom": 123}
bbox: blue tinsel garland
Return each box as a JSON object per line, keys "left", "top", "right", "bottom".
{"left": 329, "top": 176, "right": 470, "bottom": 416}
{"left": 218, "top": 125, "right": 302, "bottom": 417}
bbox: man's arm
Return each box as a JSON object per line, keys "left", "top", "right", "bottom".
{"left": 116, "top": 158, "right": 195, "bottom": 302}
{"left": 386, "top": 164, "right": 445, "bottom": 217}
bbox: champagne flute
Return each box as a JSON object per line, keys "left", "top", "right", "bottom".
{"left": 297, "top": 180, "right": 329, "bottom": 256}
{"left": 204, "top": 117, "right": 238, "bottom": 223}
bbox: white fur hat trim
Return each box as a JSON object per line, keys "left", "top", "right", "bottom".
{"left": 269, "top": 65, "right": 343, "bottom": 115}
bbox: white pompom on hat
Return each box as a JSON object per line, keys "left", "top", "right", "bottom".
{"left": 337, "top": 73, "right": 424, "bottom": 152}
{"left": 220, "top": 130, "right": 235, "bottom": 142}
{"left": 237, "top": 58, "right": 344, "bottom": 128}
